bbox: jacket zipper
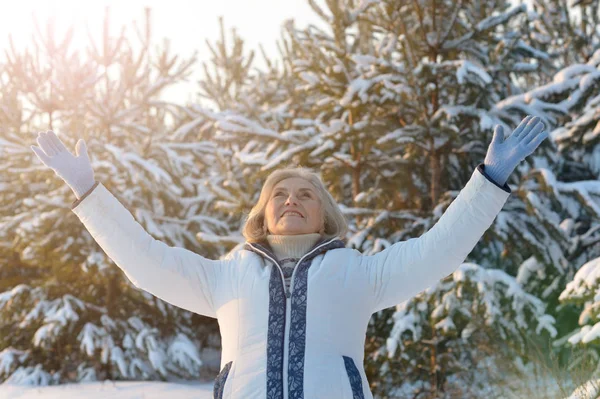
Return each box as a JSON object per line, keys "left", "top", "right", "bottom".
{"left": 283, "top": 238, "right": 337, "bottom": 399}
{"left": 249, "top": 238, "right": 337, "bottom": 399}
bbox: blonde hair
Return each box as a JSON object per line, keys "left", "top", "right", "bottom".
{"left": 242, "top": 166, "right": 348, "bottom": 243}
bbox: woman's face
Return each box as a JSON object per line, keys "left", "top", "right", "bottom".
{"left": 264, "top": 177, "right": 323, "bottom": 235}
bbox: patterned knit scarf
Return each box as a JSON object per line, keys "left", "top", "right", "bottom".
{"left": 266, "top": 233, "right": 321, "bottom": 293}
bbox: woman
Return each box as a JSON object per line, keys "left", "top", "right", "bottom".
{"left": 31, "top": 116, "right": 548, "bottom": 399}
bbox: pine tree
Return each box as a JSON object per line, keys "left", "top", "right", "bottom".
{"left": 481, "top": 3, "right": 600, "bottom": 393}
{"left": 0, "top": 8, "right": 232, "bottom": 384}
{"left": 2, "top": 0, "right": 593, "bottom": 395}
{"left": 524, "top": 47, "right": 600, "bottom": 392}
{"left": 530, "top": 0, "right": 600, "bottom": 70}
{"left": 190, "top": 1, "right": 563, "bottom": 396}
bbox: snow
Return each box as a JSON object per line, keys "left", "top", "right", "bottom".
{"left": 214, "top": 115, "right": 282, "bottom": 140}
{"left": 566, "top": 379, "right": 600, "bottom": 399}
{"left": 560, "top": 257, "right": 600, "bottom": 302}
{"left": 167, "top": 334, "right": 203, "bottom": 372}
{"left": 0, "top": 285, "right": 29, "bottom": 308}
{"left": 384, "top": 260, "right": 558, "bottom": 362}
{"left": 299, "top": 71, "right": 319, "bottom": 87}
{"left": 0, "top": 381, "right": 214, "bottom": 399}
{"left": 261, "top": 136, "right": 321, "bottom": 170}
{"left": 309, "top": 138, "right": 335, "bottom": 157}
{"left": 513, "top": 61, "right": 539, "bottom": 72}
{"left": 291, "top": 118, "right": 314, "bottom": 127}
{"left": 104, "top": 144, "right": 177, "bottom": 190}
{"left": 516, "top": 256, "right": 546, "bottom": 285}
{"left": 376, "top": 126, "right": 420, "bottom": 145}
{"left": 7, "top": 2, "right": 600, "bottom": 398}
{"left": 349, "top": 0, "right": 379, "bottom": 19}
{"left": 386, "top": 301, "right": 421, "bottom": 356}
{"left": 340, "top": 78, "right": 372, "bottom": 106}
{"left": 170, "top": 117, "right": 205, "bottom": 140}
{"left": 2, "top": 366, "right": 57, "bottom": 386}
{"left": 568, "top": 322, "right": 600, "bottom": 345}
{"left": 553, "top": 64, "right": 598, "bottom": 83}
{"left": 0, "top": 350, "right": 28, "bottom": 376}
{"left": 453, "top": 60, "right": 492, "bottom": 85}
{"left": 475, "top": 4, "right": 526, "bottom": 31}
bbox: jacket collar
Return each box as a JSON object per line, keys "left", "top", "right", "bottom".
{"left": 244, "top": 236, "right": 346, "bottom": 266}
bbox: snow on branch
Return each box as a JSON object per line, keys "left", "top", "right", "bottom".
{"left": 104, "top": 144, "right": 175, "bottom": 187}
{"left": 475, "top": 4, "right": 526, "bottom": 32}
{"left": 386, "top": 262, "right": 557, "bottom": 356}
{"left": 215, "top": 114, "right": 284, "bottom": 141}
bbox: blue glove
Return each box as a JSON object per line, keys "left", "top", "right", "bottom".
{"left": 483, "top": 115, "right": 549, "bottom": 186}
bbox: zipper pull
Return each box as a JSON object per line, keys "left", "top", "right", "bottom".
{"left": 285, "top": 288, "right": 290, "bottom": 299}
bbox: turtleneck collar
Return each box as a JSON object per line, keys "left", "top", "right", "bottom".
{"left": 266, "top": 233, "right": 322, "bottom": 262}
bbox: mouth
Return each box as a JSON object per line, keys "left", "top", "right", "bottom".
{"left": 281, "top": 211, "right": 304, "bottom": 218}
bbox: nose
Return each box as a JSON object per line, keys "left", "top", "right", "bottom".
{"left": 285, "top": 194, "right": 298, "bottom": 206}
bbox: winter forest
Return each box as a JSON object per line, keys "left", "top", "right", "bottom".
{"left": 1, "top": 0, "right": 600, "bottom": 398}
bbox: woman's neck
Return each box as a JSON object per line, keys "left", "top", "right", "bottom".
{"left": 266, "top": 233, "right": 322, "bottom": 261}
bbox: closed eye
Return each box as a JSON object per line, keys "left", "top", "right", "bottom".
{"left": 274, "top": 192, "right": 311, "bottom": 197}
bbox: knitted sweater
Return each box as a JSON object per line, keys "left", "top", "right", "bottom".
{"left": 266, "top": 233, "right": 322, "bottom": 294}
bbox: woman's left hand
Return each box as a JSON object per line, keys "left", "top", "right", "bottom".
{"left": 483, "top": 115, "right": 549, "bottom": 186}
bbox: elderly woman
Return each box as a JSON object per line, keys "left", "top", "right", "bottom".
{"left": 31, "top": 115, "right": 548, "bottom": 399}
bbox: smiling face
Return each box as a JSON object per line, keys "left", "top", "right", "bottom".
{"left": 264, "top": 177, "right": 324, "bottom": 236}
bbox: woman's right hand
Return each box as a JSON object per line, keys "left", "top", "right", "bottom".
{"left": 31, "top": 131, "right": 96, "bottom": 199}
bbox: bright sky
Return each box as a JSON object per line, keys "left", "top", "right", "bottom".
{"left": 0, "top": 0, "right": 327, "bottom": 105}
{"left": 0, "top": 1, "right": 542, "bottom": 107}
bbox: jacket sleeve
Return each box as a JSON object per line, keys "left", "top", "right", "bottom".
{"left": 71, "top": 181, "right": 228, "bottom": 319}
{"left": 360, "top": 163, "right": 511, "bottom": 314}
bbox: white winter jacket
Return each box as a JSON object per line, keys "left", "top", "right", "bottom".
{"left": 70, "top": 163, "right": 511, "bottom": 399}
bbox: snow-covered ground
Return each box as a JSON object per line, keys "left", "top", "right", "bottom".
{"left": 0, "top": 381, "right": 214, "bottom": 399}
{"left": 1, "top": 369, "right": 598, "bottom": 399}
{"left": 0, "top": 378, "right": 597, "bottom": 399}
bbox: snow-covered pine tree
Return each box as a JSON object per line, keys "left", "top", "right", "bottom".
{"left": 518, "top": 47, "right": 600, "bottom": 388}
{"left": 189, "top": 17, "right": 281, "bottom": 230}
{"left": 0, "top": 8, "right": 233, "bottom": 384}
{"left": 348, "top": 2, "right": 567, "bottom": 394}
{"left": 190, "top": 15, "right": 333, "bottom": 208}
{"left": 182, "top": 0, "right": 562, "bottom": 397}
{"left": 530, "top": 0, "right": 600, "bottom": 70}
{"left": 474, "top": 3, "right": 600, "bottom": 392}
{"left": 181, "top": 16, "right": 345, "bottom": 243}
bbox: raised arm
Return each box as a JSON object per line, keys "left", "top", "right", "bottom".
{"left": 31, "top": 131, "right": 227, "bottom": 318}
{"left": 359, "top": 116, "right": 548, "bottom": 313}
{"left": 70, "top": 182, "right": 228, "bottom": 318}
{"left": 360, "top": 163, "right": 510, "bottom": 313}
